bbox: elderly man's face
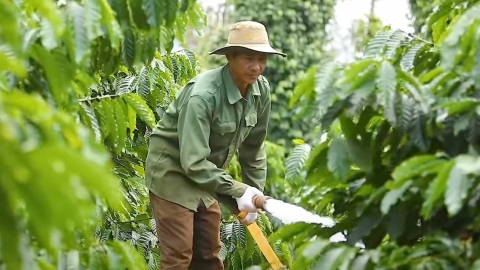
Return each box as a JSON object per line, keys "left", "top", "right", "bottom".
{"left": 226, "top": 50, "right": 267, "bottom": 86}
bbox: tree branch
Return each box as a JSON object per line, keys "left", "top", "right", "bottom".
{"left": 398, "top": 29, "right": 434, "bottom": 46}
{"left": 78, "top": 94, "right": 122, "bottom": 102}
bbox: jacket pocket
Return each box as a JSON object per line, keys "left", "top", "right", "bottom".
{"left": 211, "top": 121, "right": 237, "bottom": 147}
{"left": 214, "top": 121, "right": 237, "bottom": 135}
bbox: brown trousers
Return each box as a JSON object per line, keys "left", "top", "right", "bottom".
{"left": 149, "top": 192, "right": 224, "bottom": 270}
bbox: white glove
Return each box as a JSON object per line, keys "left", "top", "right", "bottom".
{"left": 239, "top": 212, "right": 258, "bottom": 226}
{"left": 235, "top": 186, "right": 264, "bottom": 213}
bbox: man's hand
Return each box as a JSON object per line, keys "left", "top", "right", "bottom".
{"left": 235, "top": 186, "right": 264, "bottom": 212}
{"left": 239, "top": 212, "right": 258, "bottom": 226}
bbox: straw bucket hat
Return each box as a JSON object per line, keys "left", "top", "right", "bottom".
{"left": 209, "top": 21, "right": 287, "bottom": 57}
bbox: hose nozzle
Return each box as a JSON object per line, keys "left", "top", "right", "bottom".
{"left": 252, "top": 195, "right": 272, "bottom": 211}
{"left": 237, "top": 195, "right": 272, "bottom": 219}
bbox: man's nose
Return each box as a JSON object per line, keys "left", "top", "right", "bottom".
{"left": 252, "top": 63, "right": 261, "bottom": 72}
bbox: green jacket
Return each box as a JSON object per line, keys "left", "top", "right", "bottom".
{"left": 145, "top": 64, "right": 271, "bottom": 212}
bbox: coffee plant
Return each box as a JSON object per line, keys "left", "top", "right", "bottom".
{"left": 274, "top": 0, "right": 480, "bottom": 268}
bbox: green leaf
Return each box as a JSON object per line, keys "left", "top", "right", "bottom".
{"left": 165, "top": 0, "right": 180, "bottom": 26}
{"left": 0, "top": 191, "right": 21, "bottom": 270}
{"left": 269, "top": 223, "right": 311, "bottom": 244}
{"left": 245, "top": 229, "right": 256, "bottom": 259}
{"left": 408, "top": 109, "right": 429, "bottom": 152}
{"left": 376, "top": 61, "right": 397, "bottom": 126}
{"left": 31, "top": 44, "right": 72, "bottom": 106}
{"left": 444, "top": 164, "right": 471, "bottom": 216}
{"left": 123, "top": 93, "right": 156, "bottom": 128}
{"left": 84, "top": 0, "right": 103, "bottom": 40}
{"left": 454, "top": 155, "right": 480, "bottom": 175}
{"left": 421, "top": 161, "right": 454, "bottom": 219}
{"left": 401, "top": 43, "right": 427, "bottom": 71}
{"left": 113, "top": 98, "right": 127, "bottom": 154}
{"left": 0, "top": 0, "right": 21, "bottom": 51}
{"left": 79, "top": 102, "right": 102, "bottom": 142}
{"left": 440, "top": 3, "right": 480, "bottom": 69}
{"left": 471, "top": 259, "right": 480, "bottom": 270}
{"left": 102, "top": 98, "right": 118, "bottom": 149}
{"left": 347, "top": 208, "right": 382, "bottom": 245}
{"left": 440, "top": 98, "right": 480, "bottom": 116}
{"left": 67, "top": 2, "right": 89, "bottom": 64}
{"left": 346, "top": 138, "right": 372, "bottom": 172}
{"left": 327, "top": 137, "right": 350, "bottom": 179}
{"left": 291, "top": 239, "right": 330, "bottom": 269}
{"left": 391, "top": 155, "right": 445, "bottom": 189}
{"left": 349, "top": 254, "right": 370, "bottom": 270}
{"left": 285, "top": 143, "right": 311, "bottom": 180}
{"left": 321, "top": 100, "right": 346, "bottom": 130}
{"left": 122, "top": 28, "right": 136, "bottom": 67}
{"left": 98, "top": 0, "right": 122, "bottom": 49}
{"left": 127, "top": 102, "right": 137, "bottom": 139}
{"left": 315, "top": 61, "right": 337, "bottom": 95}
{"left": 142, "top": 0, "right": 164, "bottom": 27}
{"left": 312, "top": 247, "right": 350, "bottom": 270}
{"left": 24, "top": 0, "right": 63, "bottom": 36}
{"left": 106, "top": 240, "right": 149, "bottom": 270}
{"left": 381, "top": 180, "right": 412, "bottom": 215}
{"left": 384, "top": 30, "right": 407, "bottom": 59}
{"left": 289, "top": 66, "right": 316, "bottom": 108}
{"left": 363, "top": 30, "right": 395, "bottom": 58}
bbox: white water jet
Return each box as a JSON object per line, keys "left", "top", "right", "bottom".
{"left": 263, "top": 198, "right": 336, "bottom": 228}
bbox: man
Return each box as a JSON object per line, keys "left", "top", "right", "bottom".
{"left": 145, "top": 21, "right": 286, "bottom": 270}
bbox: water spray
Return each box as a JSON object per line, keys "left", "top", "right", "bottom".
{"left": 237, "top": 195, "right": 336, "bottom": 270}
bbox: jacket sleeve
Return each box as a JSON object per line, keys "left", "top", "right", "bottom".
{"left": 177, "top": 95, "right": 248, "bottom": 198}
{"left": 237, "top": 91, "right": 271, "bottom": 192}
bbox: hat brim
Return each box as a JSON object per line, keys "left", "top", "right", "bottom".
{"left": 209, "top": 44, "right": 287, "bottom": 57}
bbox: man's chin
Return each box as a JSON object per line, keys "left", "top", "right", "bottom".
{"left": 247, "top": 76, "right": 259, "bottom": 84}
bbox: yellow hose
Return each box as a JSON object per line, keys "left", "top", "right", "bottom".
{"left": 238, "top": 211, "right": 286, "bottom": 270}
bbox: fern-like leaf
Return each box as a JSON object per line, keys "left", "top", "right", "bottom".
{"left": 408, "top": 108, "right": 429, "bottom": 152}
{"left": 220, "top": 241, "right": 228, "bottom": 261}
{"left": 385, "top": 30, "right": 407, "bottom": 59}
{"left": 327, "top": 137, "right": 350, "bottom": 179}
{"left": 315, "top": 61, "right": 337, "bottom": 95}
{"left": 400, "top": 96, "right": 414, "bottom": 132}
{"left": 320, "top": 99, "right": 347, "bottom": 130}
{"left": 376, "top": 61, "right": 397, "bottom": 126}
{"left": 102, "top": 98, "right": 118, "bottom": 148}
{"left": 133, "top": 67, "right": 150, "bottom": 98}
{"left": 122, "top": 28, "right": 136, "bottom": 67}
{"left": 401, "top": 43, "right": 427, "bottom": 71}
{"left": 79, "top": 102, "right": 102, "bottom": 141}
{"left": 123, "top": 93, "right": 156, "bottom": 128}
{"left": 67, "top": 2, "right": 89, "bottom": 64}
{"left": 113, "top": 98, "right": 127, "bottom": 154}
{"left": 234, "top": 221, "right": 247, "bottom": 257}
{"left": 141, "top": 0, "right": 163, "bottom": 27}
{"left": 165, "top": 0, "right": 179, "bottom": 26}
{"left": 285, "top": 143, "right": 312, "bottom": 181}
{"left": 363, "top": 29, "right": 395, "bottom": 58}
{"left": 117, "top": 75, "right": 135, "bottom": 95}
{"left": 289, "top": 66, "right": 317, "bottom": 108}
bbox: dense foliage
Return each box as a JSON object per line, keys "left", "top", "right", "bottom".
{"left": 6, "top": 0, "right": 480, "bottom": 269}
{"left": 0, "top": 0, "right": 206, "bottom": 269}
{"left": 408, "top": 0, "right": 442, "bottom": 35}
{"left": 0, "top": 0, "right": 291, "bottom": 269}
{"left": 274, "top": 0, "right": 480, "bottom": 268}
